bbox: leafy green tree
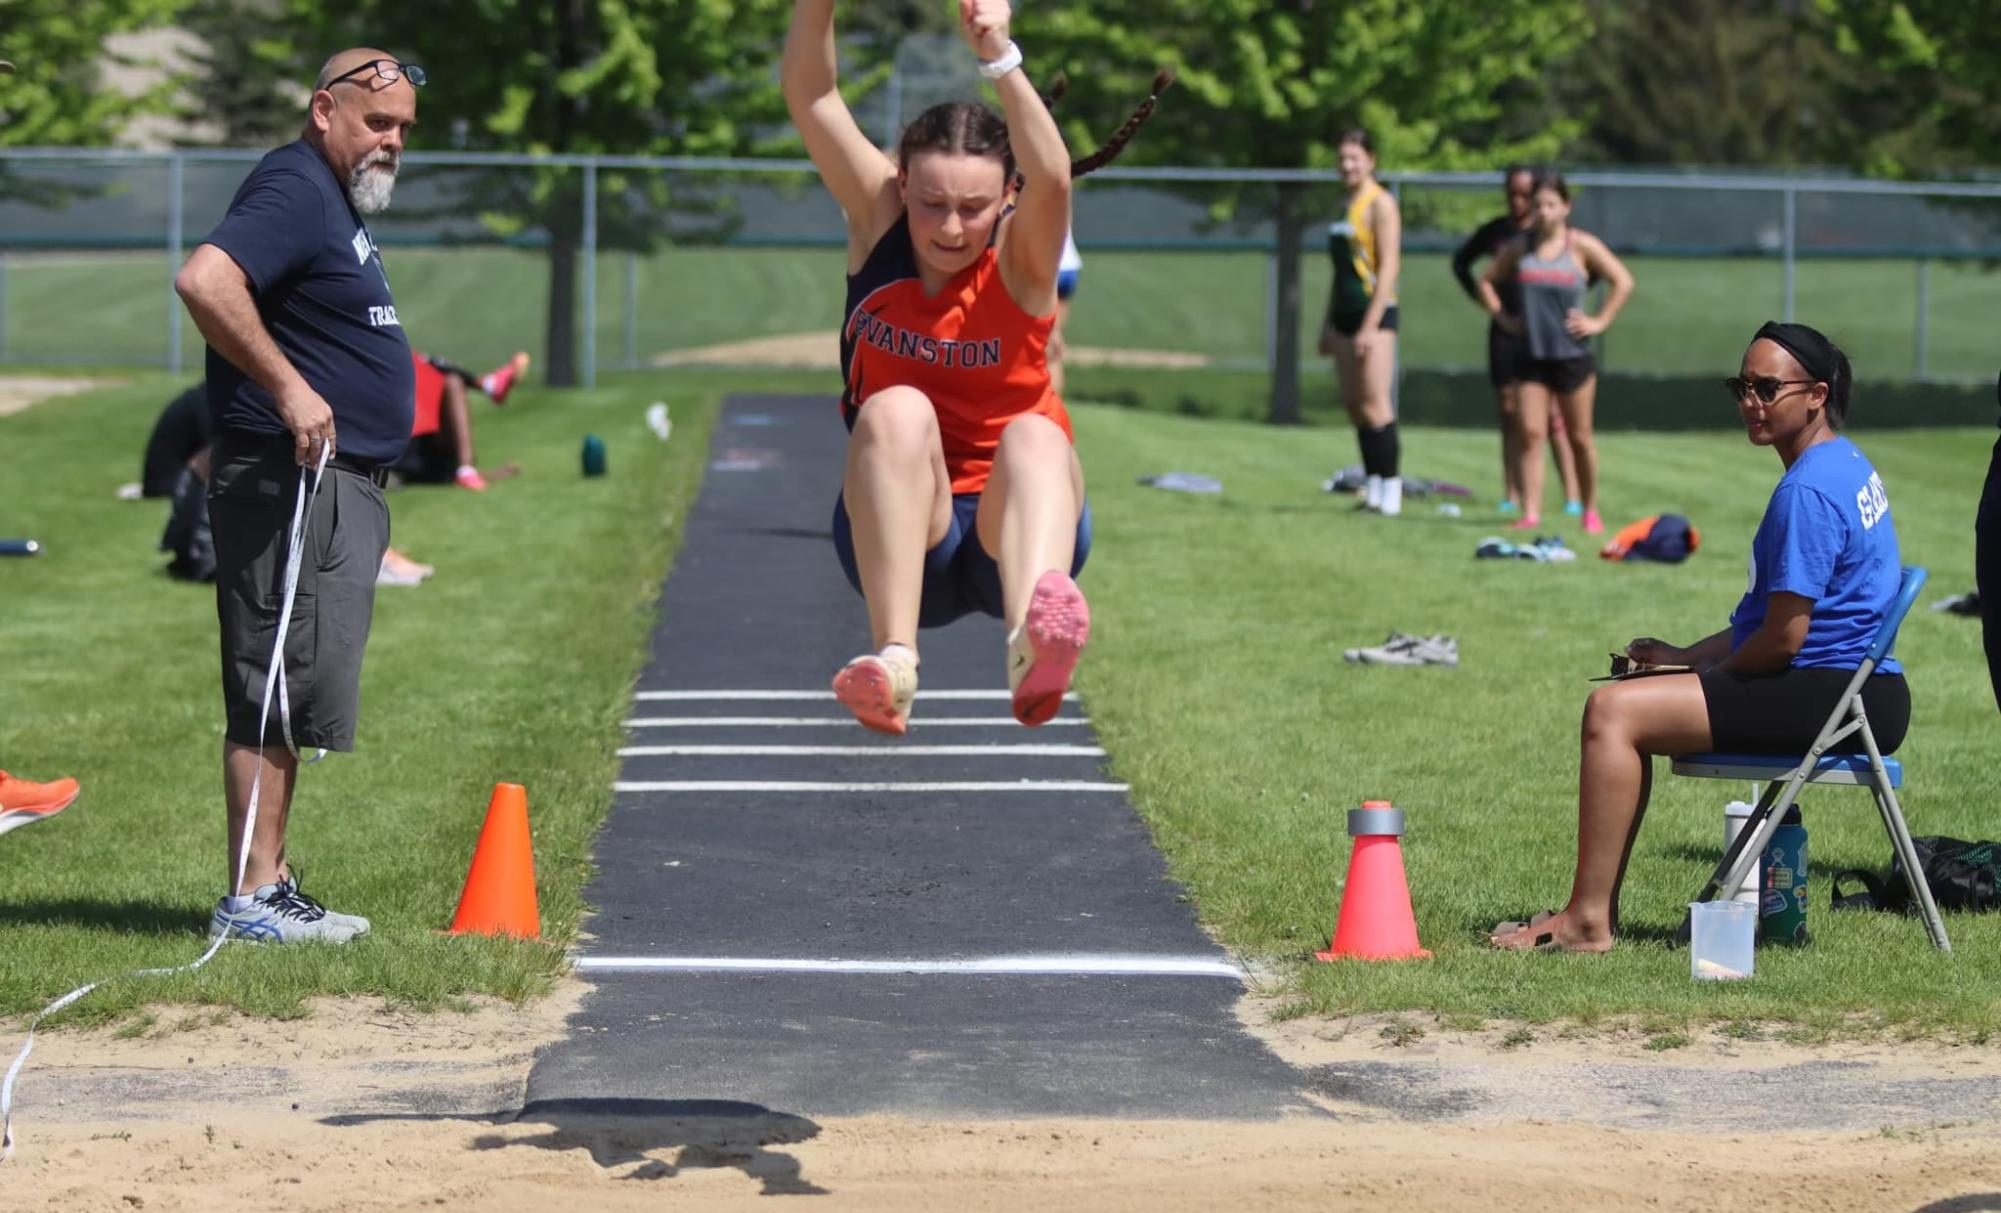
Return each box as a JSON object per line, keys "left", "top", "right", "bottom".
{"left": 177, "top": 0, "right": 301, "bottom": 148}
{"left": 1816, "top": 0, "right": 2001, "bottom": 173}
{"left": 0, "top": 0, "right": 189, "bottom": 146}
{"left": 1559, "top": 0, "right": 1861, "bottom": 167}
{"left": 271, "top": 0, "right": 791, "bottom": 384}
{"left": 1017, "top": 0, "right": 1588, "bottom": 422}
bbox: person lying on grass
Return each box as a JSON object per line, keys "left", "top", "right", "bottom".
{"left": 1490, "top": 322, "right": 1910, "bottom": 953}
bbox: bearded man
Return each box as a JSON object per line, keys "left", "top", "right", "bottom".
{"left": 173, "top": 47, "right": 423, "bottom": 943}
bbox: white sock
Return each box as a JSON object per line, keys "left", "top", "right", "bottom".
{"left": 880, "top": 642, "right": 917, "bottom": 668}
{"left": 456, "top": 464, "right": 477, "bottom": 479}
{"left": 1380, "top": 476, "right": 1403, "bottom": 516}
{"left": 1364, "top": 474, "right": 1384, "bottom": 510}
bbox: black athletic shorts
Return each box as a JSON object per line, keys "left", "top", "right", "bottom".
{"left": 1329, "top": 305, "right": 1399, "bottom": 339}
{"left": 210, "top": 435, "right": 391, "bottom": 752}
{"left": 1488, "top": 325, "right": 1528, "bottom": 388}
{"left": 1700, "top": 666, "right": 1910, "bottom": 756}
{"left": 1520, "top": 354, "right": 1596, "bottom": 394}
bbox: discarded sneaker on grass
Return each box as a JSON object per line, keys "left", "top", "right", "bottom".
{"left": 1137, "top": 471, "right": 1223, "bottom": 495}
{"left": 1344, "top": 631, "right": 1459, "bottom": 667}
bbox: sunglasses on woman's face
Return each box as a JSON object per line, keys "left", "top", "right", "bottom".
{"left": 1725, "top": 375, "right": 1816, "bottom": 405}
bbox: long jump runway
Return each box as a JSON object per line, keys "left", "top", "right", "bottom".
{"left": 525, "top": 394, "right": 1310, "bottom": 1118}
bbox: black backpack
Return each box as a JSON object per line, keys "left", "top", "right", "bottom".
{"left": 1832, "top": 836, "right": 2001, "bottom": 915}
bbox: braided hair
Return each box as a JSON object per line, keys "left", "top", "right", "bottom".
{"left": 898, "top": 70, "right": 1175, "bottom": 192}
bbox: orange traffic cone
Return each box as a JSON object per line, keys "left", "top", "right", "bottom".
{"left": 448, "top": 782, "right": 541, "bottom": 939}
{"left": 1315, "top": 801, "right": 1430, "bottom": 961}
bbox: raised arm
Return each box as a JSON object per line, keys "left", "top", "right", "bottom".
{"left": 975, "top": 0, "right": 1071, "bottom": 316}
{"left": 782, "top": 0, "right": 898, "bottom": 248}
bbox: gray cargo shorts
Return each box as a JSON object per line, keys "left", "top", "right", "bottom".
{"left": 209, "top": 435, "right": 391, "bottom": 752}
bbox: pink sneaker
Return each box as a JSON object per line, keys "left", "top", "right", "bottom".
{"left": 479, "top": 352, "right": 531, "bottom": 405}
{"left": 1509, "top": 516, "right": 1542, "bottom": 531}
{"left": 1008, "top": 571, "right": 1090, "bottom": 727}
{"left": 1582, "top": 508, "right": 1605, "bottom": 535}
{"left": 832, "top": 649, "right": 919, "bottom": 736}
{"left": 455, "top": 466, "right": 489, "bottom": 492}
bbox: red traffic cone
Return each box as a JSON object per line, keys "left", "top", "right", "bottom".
{"left": 448, "top": 782, "right": 541, "bottom": 939}
{"left": 1315, "top": 801, "right": 1430, "bottom": 961}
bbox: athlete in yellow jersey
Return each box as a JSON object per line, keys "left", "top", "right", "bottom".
{"left": 1318, "top": 128, "right": 1403, "bottom": 515}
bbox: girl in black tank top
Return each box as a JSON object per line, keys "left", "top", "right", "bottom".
{"left": 1475, "top": 171, "right": 1635, "bottom": 536}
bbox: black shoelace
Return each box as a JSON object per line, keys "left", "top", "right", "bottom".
{"left": 261, "top": 876, "right": 328, "bottom": 922}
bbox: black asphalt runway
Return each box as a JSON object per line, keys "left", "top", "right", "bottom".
{"left": 526, "top": 394, "right": 1310, "bottom": 1119}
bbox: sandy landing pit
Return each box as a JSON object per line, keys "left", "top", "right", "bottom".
{"left": 4, "top": 987, "right": 1998, "bottom": 1212}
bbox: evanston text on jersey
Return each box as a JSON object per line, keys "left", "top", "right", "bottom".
{"left": 848, "top": 310, "right": 1005, "bottom": 369}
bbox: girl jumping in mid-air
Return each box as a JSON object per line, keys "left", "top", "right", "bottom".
{"left": 781, "top": 0, "right": 1164, "bottom": 734}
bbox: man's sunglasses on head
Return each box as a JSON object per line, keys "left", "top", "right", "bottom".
{"left": 325, "top": 59, "right": 426, "bottom": 90}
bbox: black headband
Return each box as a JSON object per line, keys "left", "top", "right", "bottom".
{"left": 1754, "top": 321, "right": 1838, "bottom": 383}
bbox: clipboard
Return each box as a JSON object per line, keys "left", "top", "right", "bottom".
{"left": 1590, "top": 652, "right": 1694, "bottom": 681}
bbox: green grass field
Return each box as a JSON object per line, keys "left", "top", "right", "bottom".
{"left": 2, "top": 368, "right": 1996, "bottom": 1036}
{"left": 4, "top": 247, "right": 1992, "bottom": 385}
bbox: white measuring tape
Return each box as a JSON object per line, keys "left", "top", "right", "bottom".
{"left": 0, "top": 449, "right": 331, "bottom": 1162}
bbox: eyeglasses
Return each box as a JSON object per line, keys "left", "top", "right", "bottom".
{"left": 324, "top": 59, "right": 427, "bottom": 91}
{"left": 1724, "top": 375, "right": 1817, "bottom": 405}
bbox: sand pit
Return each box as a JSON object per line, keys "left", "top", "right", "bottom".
{"left": 0, "top": 375, "right": 121, "bottom": 417}
{"left": 652, "top": 330, "right": 1210, "bottom": 371}
{"left": 6, "top": 986, "right": 1999, "bottom": 1211}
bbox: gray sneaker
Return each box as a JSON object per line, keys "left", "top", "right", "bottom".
{"left": 209, "top": 875, "right": 369, "bottom": 944}
{"left": 1345, "top": 632, "right": 1459, "bottom": 667}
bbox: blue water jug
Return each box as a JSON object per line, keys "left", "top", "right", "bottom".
{"left": 1759, "top": 806, "right": 1809, "bottom": 946}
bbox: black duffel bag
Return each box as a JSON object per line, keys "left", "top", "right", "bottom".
{"left": 1831, "top": 836, "right": 2001, "bottom": 915}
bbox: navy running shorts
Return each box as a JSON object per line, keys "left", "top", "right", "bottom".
{"left": 831, "top": 492, "right": 1092, "bottom": 629}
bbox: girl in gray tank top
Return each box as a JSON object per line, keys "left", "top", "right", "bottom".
{"left": 1474, "top": 171, "right": 1636, "bottom": 535}
{"left": 1518, "top": 234, "right": 1591, "bottom": 362}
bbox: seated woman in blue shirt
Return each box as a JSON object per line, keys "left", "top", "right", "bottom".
{"left": 1491, "top": 322, "right": 1910, "bottom": 953}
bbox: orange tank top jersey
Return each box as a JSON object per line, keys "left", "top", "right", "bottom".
{"left": 841, "top": 213, "right": 1071, "bottom": 495}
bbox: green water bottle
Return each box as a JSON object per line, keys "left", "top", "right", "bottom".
{"left": 1759, "top": 806, "right": 1809, "bottom": 946}
{"left": 582, "top": 433, "right": 607, "bottom": 477}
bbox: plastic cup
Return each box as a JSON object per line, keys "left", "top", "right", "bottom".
{"left": 1688, "top": 900, "right": 1756, "bottom": 981}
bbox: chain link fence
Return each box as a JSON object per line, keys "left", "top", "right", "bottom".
{"left": 4, "top": 149, "right": 1999, "bottom": 387}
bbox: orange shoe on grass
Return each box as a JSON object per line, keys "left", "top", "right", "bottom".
{"left": 833, "top": 647, "right": 919, "bottom": 736}
{"left": 1008, "top": 570, "right": 1090, "bottom": 727}
{"left": 0, "top": 771, "right": 79, "bottom": 837}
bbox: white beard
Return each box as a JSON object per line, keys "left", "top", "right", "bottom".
{"left": 347, "top": 158, "right": 398, "bottom": 215}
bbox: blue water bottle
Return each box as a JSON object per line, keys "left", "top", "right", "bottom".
{"left": 581, "top": 433, "right": 607, "bottom": 478}
{"left": 1760, "top": 806, "right": 1809, "bottom": 945}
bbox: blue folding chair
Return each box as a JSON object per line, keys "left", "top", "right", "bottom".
{"left": 1672, "top": 565, "right": 1950, "bottom": 952}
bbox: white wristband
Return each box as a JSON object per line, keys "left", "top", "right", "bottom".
{"left": 977, "top": 40, "right": 1023, "bottom": 80}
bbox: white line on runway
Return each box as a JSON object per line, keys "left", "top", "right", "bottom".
{"left": 624, "top": 716, "right": 1087, "bottom": 728}
{"left": 632, "top": 690, "right": 1078, "bottom": 702}
{"left": 573, "top": 954, "right": 1243, "bottom": 978}
{"left": 617, "top": 743, "right": 1105, "bottom": 757}
{"left": 614, "top": 780, "right": 1128, "bottom": 793}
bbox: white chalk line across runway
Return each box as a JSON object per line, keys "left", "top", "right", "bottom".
{"left": 625, "top": 716, "right": 1087, "bottom": 728}
{"left": 617, "top": 743, "right": 1105, "bottom": 757}
{"left": 633, "top": 689, "right": 1079, "bottom": 702}
{"left": 573, "top": 954, "right": 1243, "bottom": 978}
{"left": 614, "top": 779, "right": 1129, "bottom": 793}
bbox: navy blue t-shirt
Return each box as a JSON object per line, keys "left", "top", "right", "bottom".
{"left": 202, "top": 140, "right": 414, "bottom": 465}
